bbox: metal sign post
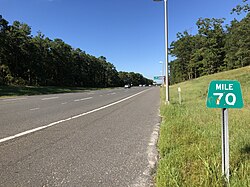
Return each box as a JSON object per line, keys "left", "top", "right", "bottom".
{"left": 206, "top": 80, "right": 244, "bottom": 183}
{"left": 222, "top": 108, "right": 229, "bottom": 182}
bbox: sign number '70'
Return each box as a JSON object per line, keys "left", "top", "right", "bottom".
{"left": 213, "top": 93, "right": 236, "bottom": 106}
{"left": 206, "top": 80, "right": 243, "bottom": 109}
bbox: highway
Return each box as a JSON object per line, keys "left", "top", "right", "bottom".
{"left": 0, "top": 87, "right": 160, "bottom": 187}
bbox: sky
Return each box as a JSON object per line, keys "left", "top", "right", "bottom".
{"left": 0, "top": 0, "right": 246, "bottom": 80}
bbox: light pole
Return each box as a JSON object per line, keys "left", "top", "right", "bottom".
{"left": 154, "top": 0, "right": 169, "bottom": 104}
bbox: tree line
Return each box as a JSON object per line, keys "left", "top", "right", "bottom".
{"left": 169, "top": 0, "right": 250, "bottom": 84}
{"left": 0, "top": 16, "right": 152, "bottom": 87}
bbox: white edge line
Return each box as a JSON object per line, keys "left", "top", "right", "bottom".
{"left": 0, "top": 89, "right": 149, "bottom": 144}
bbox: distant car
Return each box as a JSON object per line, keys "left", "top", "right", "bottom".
{"left": 124, "top": 84, "right": 131, "bottom": 88}
{"left": 139, "top": 84, "right": 142, "bottom": 87}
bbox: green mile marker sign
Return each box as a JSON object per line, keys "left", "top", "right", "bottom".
{"left": 206, "top": 80, "right": 244, "bottom": 109}
{"left": 206, "top": 80, "right": 244, "bottom": 182}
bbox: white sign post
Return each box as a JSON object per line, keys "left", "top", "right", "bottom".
{"left": 178, "top": 87, "right": 181, "bottom": 104}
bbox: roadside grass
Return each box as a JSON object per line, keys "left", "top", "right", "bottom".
{"left": 0, "top": 85, "right": 102, "bottom": 98}
{"left": 156, "top": 66, "right": 250, "bottom": 187}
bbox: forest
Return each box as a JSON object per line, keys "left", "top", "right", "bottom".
{"left": 1, "top": 1, "right": 249, "bottom": 87}
{"left": 0, "top": 16, "right": 152, "bottom": 87}
{"left": 169, "top": 0, "right": 250, "bottom": 84}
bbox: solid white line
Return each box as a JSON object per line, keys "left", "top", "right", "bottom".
{"left": 0, "top": 89, "right": 149, "bottom": 144}
{"left": 30, "top": 108, "right": 40, "bottom": 111}
{"left": 2, "top": 98, "right": 27, "bottom": 102}
{"left": 74, "top": 97, "right": 93, "bottom": 102}
{"left": 41, "top": 97, "right": 59, "bottom": 101}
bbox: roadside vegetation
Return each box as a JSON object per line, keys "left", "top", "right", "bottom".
{"left": 0, "top": 85, "right": 100, "bottom": 97}
{"left": 0, "top": 19, "right": 152, "bottom": 88}
{"left": 169, "top": 0, "right": 250, "bottom": 85}
{"left": 156, "top": 66, "right": 250, "bottom": 186}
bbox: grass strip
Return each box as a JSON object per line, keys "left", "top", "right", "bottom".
{"left": 156, "top": 66, "right": 250, "bottom": 187}
{"left": 0, "top": 85, "right": 104, "bottom": 97}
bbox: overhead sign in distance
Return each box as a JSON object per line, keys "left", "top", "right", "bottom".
{"left": 206, "top": 80, "right": 244, "bottom": 108}
{"left": 154, "top": 76, "right": 160, "bottom": 80}
{"left": 154, "top": 76, "right": 164, "bottom": 80}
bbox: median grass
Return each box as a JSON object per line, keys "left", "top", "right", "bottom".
{"left": 0, "top": 85, "right": 104, "bottom": 98}
{"left": 156, "top": 66, "right": 250, "bottom": 187}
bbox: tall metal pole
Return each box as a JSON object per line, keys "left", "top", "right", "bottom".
{"left": 164, "top": 0, "right": 170, "bottom": 104}
{"left": 153, "top": 0, "right": 169, "bottom": 104}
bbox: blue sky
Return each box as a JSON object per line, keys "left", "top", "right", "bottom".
{"left": 0, "top": 0, "right": 245, "bottom": 80}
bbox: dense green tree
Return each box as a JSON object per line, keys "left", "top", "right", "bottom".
{"left": 169, "top": 0, "right": 250, "bottom": 84}
{"left": 4, "top": 21, "right": 33, "bottom": 85}
{"left": 0, "top": 15, "right": 151, "bottom": 87}
{"left": 170, "top": 31, "right": 196, "bottom": 82}
{"left": 225, "top": 1, "right": 250, "bottom": 69}
{"left": 71, "top": 48, "right": 88, "bottom": 86}
{"left": 170, "top": 18, "right": 226, "bottom": 83}
{"left": 118, "top": 71, "right": 153, "bottom": 86}
{"left": 195, "top": 18, "right": 226, "bottom": 75}
{"left": 0, "top": 17, "right": 12, "bottom": 85}
{"left": 29, "top": 32, "right": 52, "bottom": 85}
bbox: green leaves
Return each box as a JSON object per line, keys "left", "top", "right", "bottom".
{"left": 232, "top": 0, "right": 250, "bottom": 15}
{"left": 170, "top": 3, "right": 250, "bottom": 85}
{"left": 225, "top": 13, "right": 250, "bottom": 69}
{"left": 118, "top": 71, "right": 152, "bottom": 86}
{"left": 0, "top": 16, "right": 151, "bottom": 87}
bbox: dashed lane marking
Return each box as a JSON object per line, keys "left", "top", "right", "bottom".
{"left": 41, "top": 97, "right": 59, "bottom": 101}
{"left": 74, "top": 97, "right": 93, "bottom": 102}
{"left": 0, "top": 89, "right": 149, "bottom": 144}
{"left": 29, "top": 108, "right": 40, "bottom": 111}
{"left": 2, "top": 98, "right": 27, "bottom": 102}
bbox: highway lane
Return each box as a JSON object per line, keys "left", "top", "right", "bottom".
{"left": 0, "top": 87, "right": 145, "bottom": 139}
{"left": 0, "top": 87, "right": 160, "bottom": 186}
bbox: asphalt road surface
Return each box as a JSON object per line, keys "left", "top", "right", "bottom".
{"left": 0, "top": 87, "right": 160, "bottom": 187}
